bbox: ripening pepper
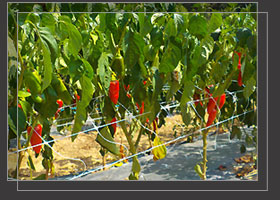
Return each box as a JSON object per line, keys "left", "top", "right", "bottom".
{"left": 136, "top": 101, "right": 144, "bottom": 114}
{"left": 207, "top": 96, "right": 219, "bottom": 114}
{"left": 110, "top": 117, "right": 117, "bottom": 133}
{"left": 56, "top": 99, "right": 63, "bottom": 108}
{"left": 111, "top": 52, "right": 125, "bottom": 79}
{"left": 218, "top": 93, "right": 226, "bottom": 109}
{"left": 109, "top": 80, "right": 120, "bottom": 104}
{"left": 238, "top": 70, "right": 243, "bottom": 86}
{"left": 27, "top": 124, "right": 42, "bottom": 154}
{"left": 206, "top": 109, "right": 217, "bottom": 127}
{"left": 234, "top": 51, "right": 243, "bottom": 86}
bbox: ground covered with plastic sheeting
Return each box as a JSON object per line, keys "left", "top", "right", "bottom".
{"left": 72, "top": 129, "right": 257, "bottom": 181}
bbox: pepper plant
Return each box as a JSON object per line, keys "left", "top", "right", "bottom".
{"left": 8, "top": 2, "right": 257, "bottom": 180}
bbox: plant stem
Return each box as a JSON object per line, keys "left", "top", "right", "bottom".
{"left": 202, "top": 129, "right": 209, "bottom": 180}
{"left": 13, "top": 137, "right": 24, "bottom": 179}
{"left": 119, "top": 121, "right": 136, "bottom": 155}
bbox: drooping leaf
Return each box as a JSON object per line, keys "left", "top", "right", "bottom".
{"left": 38, "top": 26, "right": 58, "bottom": 62}
{"left": 152, "top": 136, "right": 167, "bottom": 161}
{"left": 180, "top": 80, "right": 195, "bottom": 106}
{"left": 124, "top": 31, "right": 145, "bottom": 70}
{"left": 72, "top": 76, "right": 95, "bottom": 141}
{"left": 97, "top": 52, "right": 111, "bottom": 93}
{"left": 40, "top": 39, "right": 53, "bottom": 92}
{"left": 8, "top": 106, "right": 26, "bottom": 136}
{"left": 243, "top": 75, "right": 256, "bottom": 99}
{"left": 159, "top": 37, "right": 182, "bottom": 73}
{"left": 212, "top": 70, "right": 238, "bottom": 97}
{"left": 59, "top": 16, "right": 82, "bottom": 56}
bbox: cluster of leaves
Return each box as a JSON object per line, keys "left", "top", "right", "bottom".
{"left": 8, "top": 2, "right": 257, "bottom": 180}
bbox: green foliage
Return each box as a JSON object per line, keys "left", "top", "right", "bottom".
{"left": 8, "top": 3, "right": 257, "bottom": 180}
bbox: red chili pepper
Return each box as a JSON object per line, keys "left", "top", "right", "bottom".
{"left": 56, "top": 99, "right": 63, "bottom": 108}
{"left": 207, "top": 96, "right": 219, "bottom": 114}
{"left": 206, "top": 109, "right": 217, "bottom": 127}
{"left": 27, "top": 124, "right": 42, "bottom": 154}
{"left": 27, "top": 89, "right": 31, "bottom": 93}
{"left": 136, "top": 101, "right": 144, "bottom": 114}
{"left": 143, "top": 80, "right": 147, "bottom": 85}
{"left": 205, "top": 85, "right": 214, "bottom": 99}
{"left": 73, "top": 93, "right": 80, "bottom": 105}
{"left": 54, "top": 109, "right": 60, "bottom": 119}
{"left": 124, "top": 84, "right": 130, "bottom": 92}
{"left": 18, "top": 104, "right": 22, "bottom": 109}
{"left": 238, "top": 70, "right": 243, "bottom": 86}
{"left": 110, "top": 117, "right": 117, "bottom": 133}
{"left": 218, "top": 93, "right": 226, "bottom": 109}
{"left": 109, "top": 80, "right": 120, "bottom": 104}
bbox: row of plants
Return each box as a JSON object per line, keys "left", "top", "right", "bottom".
{"left": 8, "top": 3, "right": 257, "bottom": 180}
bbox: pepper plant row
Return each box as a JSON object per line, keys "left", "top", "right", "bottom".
{"left": 8, "top": 3, "right": 257, "bottom": 180}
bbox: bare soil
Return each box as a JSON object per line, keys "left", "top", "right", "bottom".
{"left": 9, "top": 115, "right": 203, "bottom": 180}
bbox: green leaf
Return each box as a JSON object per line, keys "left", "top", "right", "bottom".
{"left": 8, "top": 114, "right": 17, "bottom": 135}
{"left": 236, "top": 28, "right": 252, "bottom": 47}
{"left": 34, "top": 86, "right": 58, "bottom": 118}
{"left": 188, "top": 15, "right": 208, "bottom": 38}
{"left": 195, "top": 103, "right": 205, "bottom": 120}
{"left": 166, "top": 79, "right": 180, "bottom": 102}
{"left": 18, "top": 91, "right": 31, "bottom": 98}
{"left": 33, "top": 174, "right": 46, "bottom": 180}
{"left": 8, "top": 106, "right": 26, "bottom": 136}
{"left": 180, "top": 80, "right": 195, "bottom": 106}
{"left": 211, "top": 62, "right": 227, "bottom": 83}
{"left": 72, "top": 76, "right": 95, "bottom": 141}
{"left": 181, "top": 105, "right": 192, "bottom": 126}
{"left": 28, "top": 155, "right": 36, "bottom": 170}
{"left": 143, "top": 44, "right": 156, "bottom": 62}
{"left": 68, "top": 58, "right": 84, "bottom": 83}
{"left": 164, "top": 18, "right": 177, "bottom": 37}
{"left": 189, "top": 36, "right": 214, "bottom": 78}
{"left": 96, "top": 126, "right": 120, "bottom": 155}
{"left": 208, "top": 13, "right": 223, "bottom": 33}
{"left": 243, "top": 75, "right": 256, "bottom": 99}
{"left": 18, "top": 100, "right": 32, "bottom": 118}
{"left": 150, "top": 26, "right": 164, "bottom": 50}
{"left": 59, "top": 16, "right": 82, "bottom": 56}
{"left": 40, "top": 39, "right": 53, "bottom": 93}
{"left": 159, "top": 38, "right": 182, "bottom": 73}
{"left": 39, "top": 26, "right": 58, "bottom": 63}
{"left": 80, "top": 58, "right": 94, "bottom": 79}
{"left": 41, "top": 13, "right": 56, "bottom": 34}
{"left": 97, "top": 52, "right": 111, "bottom": 93}
{"left": 124, "top": 31, "right": 145, "bottom": 70}
{"left": 194, "top": 164, "right": 204, "bottom": 179}
{"left": 212, "top": 70, "right": 237, "bottom": 97}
